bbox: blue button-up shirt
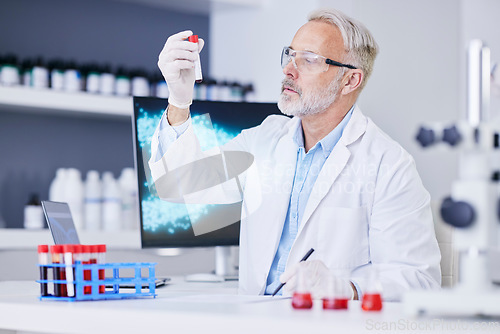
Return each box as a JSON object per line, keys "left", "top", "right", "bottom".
{"left": 264, "top": 106, "right": 354, "bottom": 295}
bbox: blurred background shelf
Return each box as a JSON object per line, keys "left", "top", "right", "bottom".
{"left": 0, "top": 86, "right": 133, "bottom": 119}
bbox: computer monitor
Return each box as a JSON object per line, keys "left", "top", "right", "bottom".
{"left": 132, "top": 97, "right": 282, "bottom": 267}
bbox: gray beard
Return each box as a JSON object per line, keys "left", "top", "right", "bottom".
{"left": 278, "top": 74, "right": 342, "bottom": 118}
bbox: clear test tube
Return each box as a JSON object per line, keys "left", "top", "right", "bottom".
{"left": 37, "top": 245, "right": 49, "bottom": 296}
{"left": 188, "top": 35, "right": 203, "bottom": 83}
{"left": 291, "top": 266, "right": 313, "bottom": 309}
{"left": 62, "top": 244, "right": 75, "bottom": 297}
{"left": 97, "top": 244, "right": 107, "bottom": 293}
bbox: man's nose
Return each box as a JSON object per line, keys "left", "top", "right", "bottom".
{"left": 283, "top": 59, "right": 298, "bottom": 78}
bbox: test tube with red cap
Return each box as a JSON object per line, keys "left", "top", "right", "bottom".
{"left": 97, "top": 244, "right": 107, "bottom": 293}
{"left": 62, "top": 244, "right": 75, "bottom": 297}
{"left": 188, "top": 34, "right": 203, "bottom": 83}
{"left": 50, "top": 245, "right": 67, "bottom": 297}
{"left": 38, "top": 245, "right": 49, "bottom": 296}
{"left": 82, "top": 245, "right": 92, "bottom": 294}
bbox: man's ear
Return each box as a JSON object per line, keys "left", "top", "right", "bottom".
{"left": 341, "top": 69, "right": 364, "bottom": 95}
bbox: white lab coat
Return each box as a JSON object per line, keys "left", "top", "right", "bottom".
{"left": 149, "top": 105, "right": 442, "bottom": 301}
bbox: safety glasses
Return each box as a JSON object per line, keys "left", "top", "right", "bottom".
{"left": 281, "top": 47, "right": 357, "bottom": 74}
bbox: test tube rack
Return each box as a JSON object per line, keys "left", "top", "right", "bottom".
{"left": 37, "top": 262, "right": 157, "bottom": 301}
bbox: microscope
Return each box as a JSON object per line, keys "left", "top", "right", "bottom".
{"left": 404, "top": 40, "right": 500, "bottom": 317}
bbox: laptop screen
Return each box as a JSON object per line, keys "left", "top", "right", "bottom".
{"left": 41, "top": 201, "right": 80, "bottom": 244}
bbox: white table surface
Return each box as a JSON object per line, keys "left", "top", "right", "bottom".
{"left": 0, "top": 279, "right": 498, "bottom": 334}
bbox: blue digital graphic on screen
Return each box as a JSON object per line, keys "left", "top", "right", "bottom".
{"left": 136, "top": 107, "right": 239, "bottom": 234}
{"left": 133, "top": 97, "right": 281, "bottom": 248}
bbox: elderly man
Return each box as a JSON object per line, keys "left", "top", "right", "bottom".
{"left": 150, "top": 8, "right": 441, "bottom": 301}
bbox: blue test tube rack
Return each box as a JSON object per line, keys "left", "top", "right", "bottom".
{"left": 37, "top": 262, "right": 157, "bottom": 301}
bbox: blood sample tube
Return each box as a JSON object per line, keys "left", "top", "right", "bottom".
{"left": 82, "top": 245, "right": 92, "bottom": 294}
{"left": 62, "top": 244, "right": 75, "bottom": 297}
{"left": 73, "top": 244, "right": 83, "bottom": 296}
{"left": 361, "top": 266, "right": 383, "bottom": 311}
{"left": 90, "top": 245, "right": 98, "bottom": 294}
{"left": 37, "top": 245, "right": 49, "bottom": 296}
{"left": 291, "top": 266, "right": 313, "bottom": 309}
{"left": 97, "top": 244, "right": 107, "bottom": 293}
{"left": 322, "top": 272, "right": 350, "bottom": 310}
{"left": 50, "top": 245, "right": 67, "bottom": 297}
{"left": 188, "top": 35, "right": 203, "bottom": 83}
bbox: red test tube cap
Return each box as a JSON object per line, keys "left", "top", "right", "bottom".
{"left": 62, "top": 244, "right": 74, "bottom": 253}
{"left": 50, "top": 245, "right": 62, "bottom": 253}
{"left": 97, "top": 244, "right": 107, "bottom": 253}
{"left": 82, "top": 245, "right": 92, "bottom": 253}
{"left": 188, "top": 35, "right": 198, "bottom": 43}
{"left": 90, "top": 245, "right": 99, "bottom": 253}
{"left": 73, "top": 244, "right": 83, "bottom": 253}
{"left": 38, "top": 245, "right": 49, "bottom": 253}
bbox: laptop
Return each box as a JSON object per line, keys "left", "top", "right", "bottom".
{"left": 41, "top": 200, "right": 169, "bottom": 288}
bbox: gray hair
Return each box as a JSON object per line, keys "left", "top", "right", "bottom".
{"left": 308, "top": 8, "right": 379, "bottom": 91}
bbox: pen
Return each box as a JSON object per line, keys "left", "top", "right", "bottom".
{"left": 271, "top": 248, "right": 315, "bottom": 297}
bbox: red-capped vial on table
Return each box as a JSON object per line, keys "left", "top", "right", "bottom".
{"left": 38, "top": 245, "right": 49, "bottom": 296}
{"left": 97, "top": 244, "right": 106, "bottom": 293}
{"left": 361, "top": 266, "right": 383, "bottom": 311}
{"left": 291, "top": 266, "right": 313, "bottom": 309}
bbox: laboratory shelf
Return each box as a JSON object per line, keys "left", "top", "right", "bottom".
{"left": 0, "top": 229, "right": 141, "bottom": 250}
{"left": 0, "top": 86, "right": 133, "bottom": 119}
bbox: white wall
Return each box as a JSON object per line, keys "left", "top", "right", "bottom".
{"left": 210, "top": 0, "right": 500, "bottom": 202}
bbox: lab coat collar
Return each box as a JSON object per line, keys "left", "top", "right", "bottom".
{"left": 296, "top": 105, "right": 368, "bottom": 238}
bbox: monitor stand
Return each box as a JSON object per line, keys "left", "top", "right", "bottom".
{"left": 185, "top": 246, "right": 238, "bottom": 282}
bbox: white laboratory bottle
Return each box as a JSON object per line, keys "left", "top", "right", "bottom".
{"left": 32, "top": 57, "right": 49, "bottom": 89}
{"left": 131, "top": 70, "right": 150, "bottom": 96}
{"left": 23, "top": 194, "right": 45, "bottom": 230}
{"left": 64, "top": 61, "right": 82, "bottom": 92}
{"left": 119, "top": 168, "right": 138, "bottom": 230}
{"left": 99, "top": 65, "right": 115, "bottom": 95}
{"left": 115, "top": 67, "right": 131, "bottom": 96}
{"left": 84, "top": 170, "right": 102, "bottom": 231}
{"left": 65, "top": 168, "right": 84, "bottom": 231}
{"left": 102, "top": 172, "right": 122, "bottom": 231}
{"left": 49, "top": 168, "right": 68, "bottom": 202}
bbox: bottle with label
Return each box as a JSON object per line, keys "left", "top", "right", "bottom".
{"left": 23, "top": 193, "right": 45, "bottom": 229}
